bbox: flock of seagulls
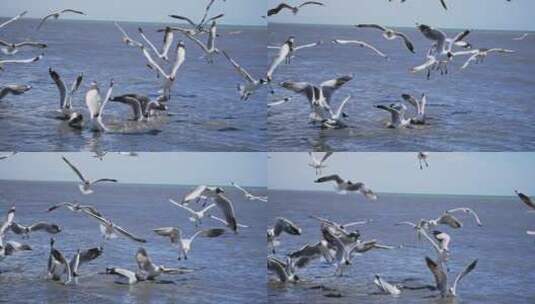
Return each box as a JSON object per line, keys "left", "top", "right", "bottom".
{"left": 0, "top": 153, "right": 266, "bottom": 286}
{"left": 267, "top": 1, "right": 523, "bottom": 131}
{"left": 268, "top": 151, "right": 534, "bottom": 300}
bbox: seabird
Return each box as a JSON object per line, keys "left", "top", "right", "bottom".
{"left": 425, "top": 256, "right": 478, "bottom": 297}
{"left": 49, "top": 67, "right": 84, "bottom": 122}
{"left": 231, "top": 182, "right": 268, "bottom": 202}
{"left": 266, "top": 36, "right": 323, "bottom": 82}
{"left": 308, "top": 152, "right": 333, "bottom": 175}
{"left": 138, "top": 27, "right": 174, "bottom": 61}
{"left": 513, "top": 33, "right": 529, "bottom": 41}
{"left": 10, "top": 221, "right": 61, "bottom": 238}
{"left": 169, "top": 0, "right": 224, "bottom": 34}
{"left": 417, "top": 152, "right": 429, "bottom": 170}
{"left": 61, "top": 156, "right": 117, "bottom": 194}
{"left": 105, "top": 267, "right": 141, "bottom": 285}
{"left": 47, "top": 238, "right": 72, "bottom": 285}
{"left": 47, "top": 202, "right": 103, "bottom": 216}
{"left": 515, "top": 190, "right": 535, "bottom": 210}
{"left": 0, "top": 240, "right": 31, "bottom": 261}
{"left": 179, "top": 21, "right": 220, "bottom": 63}
{"left": 0, "top": 152, "right": 17, "bottom": 160}
{"left": 416, "top": 24, "right": 470, "bottom": 57}
{"left": 356, "top": 24, "right": 415, "bottom": 53}
{"left": 114, "top": 22, "right": 143, "bottom": 48}
{"left": 169, "top": 198, "right": 216, "bottom": 226}
{"left": 331, "top": 39, "right": 388, "bottom": 59}
{"left": 222, "top": 50, "right": 267, "bottom": 101}
{"left": 135, "top": 247, "right": 193, "bottom": 280}
{"left": 208, "top": 215, "right": 249, "bottom": 228}
{"left": 267, "top": 256, "right": 299, "bottom": 283}
{"left": 0, "top": 54, "right": 43, "bottom": 71}
{"left": 309, "top": 215, "right": 371, "bottom": 231}
{"left": 37, "top": 9, "right": 86, "bottom": 30}
{"left": 321, "top": 223, "right": 353, "bottom": 276}
{"left": 267, "top": 1, "right": 325, "bottom": 16}
{"left": 69, "top": 246, "right": 103, "bottom": 277}
{"left": 0, "top": 84, "right": 31, "bottom": 100}
{"left": 288, "top": 240, "right": 333, "bottom": 269}
{"left": 182, "top": 186, "right": 239, "bottom": 232}
{"left": 432, "top": 230, "right": 451, "bottom": 252}
{"left": 85, "top": 80, "right": 115, "bottom": 132}
{"left": 141, "top": 41, "right": 185, "bottom": 100}
{"left": 153, "top": 227, "right": 225, "bottom": 260}
{"left": 110, "top": 94, "right": 167, "bottom": 121}
{"left": 0, "top": 39, "right": 47, "bottom": 55}
{"left": 402, "top": 94, "right": 426, "bottom": 124}
{"left": 453, "top": 48, "right": 515, "bottom": 69}
{"left": 320, "top": 95, "right": 352, "bottom": 129}
{"left": 374, "top": 274, "right": 402, "bottom": 296}
{"left": 315, "top": 174, "right": 377, "bottom": 200}
{"left": 376, "top": 103, "right": 412, "bottom": 128}
{"left": 267, "top": 217, "right": 302, "bottom": 253}
{"left": 82, "top": 210, "right": 147, "bottom": 243}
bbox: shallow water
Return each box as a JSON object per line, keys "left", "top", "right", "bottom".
{"left": 0, "top": 180, "right": 267, "bottom": 304}
{"left": 267, "top": 23, "right": 535, "bottom": 151}
{"left": 268, "top": 190, "right": 535, "bottom": 304}
{"left": 0, "top": 19, "right": 267, "bottom": 151}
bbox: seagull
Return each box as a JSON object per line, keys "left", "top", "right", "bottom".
{"left": 267, "top": 217, "right": 302, "bottom": 253}
{"left": 49, "top": 68, "right": 84, "bottom": 121}
{"left": 0, "top": 54, "right": 43, "bottom": 71}
{"left": 105, "top": 267, "right": 142, "bottom": 285}
{"left": 0, "top": 11, "right": 27, "bottom": 30}
{"left": 320, "top": 95, "right": 352, "bottom": 129}
{"left": 179, "top": 21, "right": 220, "bottom": 63}
{"left": 114, "top": 22, "right": 143, "bottom": 48}
{"left": 453, "top": 48, "right": 515, "bottom": 69}
{"left": 85, "top": 80, "right": 115, "bottom": 132}
{"left": 0, "top": 240, "right": 31, "bottom": 261}
{"left": 153, "top": 227, "right": 225, "bottom": 260}
{"left": 376, "top": 103, "right": 411, "bottom": 129}
{"left": 515, "top": 190, "right": 535, "bottom": 210}
{"left": 47, "top": 202, "right": 103, "bottom": 216}
{"left": 10, "top": 221, "right": 61, "bottom": 238}
{"left": 321, "top": 223, "right": 354, "bottom": 276}
{"left": 417, "top": 152, "right": 429, "bottom": 170}
{"left": 266, "top": 37, "right": 323, "bottom": 82}
{"left": 416, "top": 24, "right": 470, "bottom": 57}
{"left": 267, "top": 1, "right": 325, "bottom": 16}
{"left": 110, "top": 94, "right": 167, "bottom": 121}
{"left": 331, "top": 39, "right": 388, "bottom": 59}
{"left": 309, "top": 215, "right": 371, "bottom": 231}
{"left": 82, "top": 210, "right": 147, "bottom": 243}
{"left": 0, "top": 206, "right": 15, "bottom": 242}
{"left": 231, "top": 182, "right": 268, "bottom": 202}
{"left": 0, "top": 152, "right": 17, "bottom": 160}
{"left": 397, "top": 221, "right": 449, "bottom": 264}
{"left": 141, "top": 41, "right": 186, "bottom": 100}
{"left": 374, "top": 274, "right": 402, "bottom": 296}
{"left": 0, "top": 84, "right": 31, "bottom": 101}
{"left": 182, "top": 185, "right": 212, "bottom": 204}
{"left": 37, "top": 9, "right": 86, "bottom": 30}
{"left": 410, "top": 48, "right": 448, "bottom": 79}
{"left": 402, "top": 94, "right": 426, "bottom": 125}
{"left": 445, "top": 208, "right": 483, "bottom": 226}
{"left": 425, "top": 256, "right": 478, "bottom": 297}
{"left": 356, "top": 24, "right": 415, "bottom": 53}
{"left": 279, "top": 75, "right": 353, "bottom": 122}
{"left": 267, "top": 256, "right": 299, "bottom": 283}
{"left": 308, "top": 152, "right": 333, "bottom": 175}
{"left": 138, "top": 27, "right": 174, "bottom": 61}
{"left": 513, "top": 33, "right": 529, "bottom": 41}
{"left": 182, "top": 186, "right": 239, "bottom": 232}
{"left": 169, "top": 198, "right": 216, "bottom": 226}
{"left": 221, "top": 51, "right": 267, "bottom": 101}
{"left": 288, "top": 240, "right": 333, "bottom": 269}
{"left": 432, "top": 230, "right": 451, "bottom": 252}
{"left": 315, "top": 174, "right": 377, "bottom": 200}
{"left": 47, "top": 238, "right": 72, "bottom": 285}
{"left": 61, "top": 156, "right": 117, "bottom": 195}
{"left": 0, "top": 40, "right": 47, "bottom": 55}
{"left": 69, "top": 246, "right": 103, "bottom": 277}
{"left": 169, "top": 0, "right": 224, "bottom": 34}
{"left": 135, "top": 247, "right": 193, "bottom": 280}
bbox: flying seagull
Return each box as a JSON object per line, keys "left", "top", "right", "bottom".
{"left": 0, "top": 85, "right": 31, "bottom": 101}
{"left": 82, "top": 209, "right": 147, "bottom": 243}
{"left": 61, "top": 156, "right": 117, "bottom": 194}
{"left": 268, "top": 256, "right": 299, "bottom": 282}
{"left": 37, "top": 9, "right": 85, "bottom": 30}
{"left": 169, "top": 198, "right": 216, "bottom": 226}
{"left": 0, "top": 54, "right": 43, "bottom": 71}
{"left": 266, "top": 36, "right": 323, "bottom": 82}
{"left": 315, "top": 174, "right": 377, "bottom": 200}
{"left": 138, "top": 27, "right": 174, "bottom": 61}
{"left": 267, "top": 217, "right": 302, "bottom": 253}
{"left": 222, "top": 50, "right": 267, "bottom": 101}
{"left": 425, "top": 256, "right": 478, "bottom": 297}
{"left": 10, "top": 221, "right": 61, "bottom": 238}
{"left": 356, "top": 24, "right": 415, "bottom": 53}
{"left": 0, "top": 11, "right": 27, "bottom": 30}
{"left": 515, "top": 190, "right": 535, "bottom": 210}
{"left": 0, "top": 39, "right": 47, "bottom": 56}
{"left": 417, "top": 152, "right": 429, "bottom": 170}
{"left": 49, "top": 67, "right": 84, "bottom": 121}
{"left": 268, "top": 1, "right": 325, "bottom": 16}
{"left": 231, "top": 182, "right": 268, "bottom": 202}
{"left": 402, "top": 94, "right": 427, "bottom": 125}
{"left": 153, "top": 227, "right": 225, "bottom": 260}
{"left": 331, "top": 39, "right": 388, "bottom": 59}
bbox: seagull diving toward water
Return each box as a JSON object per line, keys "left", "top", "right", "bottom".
{"left": 37, "top": 9, "right": 86, "bottom": 30}
{"left": 10, "top": 221, "right": 61, "bottom": 238}
{"left": 515, "top": 190, "right": 535, "bottom": 210}
{"left": 268, "top": 1, "right": 325, "bottom": 16}
{"left": 315, "top": 174, "right": 378, "bottom": 200}
{"left": 425, "top": 256, "right": 478, "bottom": 298}
{"left": 82, "top": 209, "right": 147, "bottom": 243}
{"left": 231, "top": 182, "right": 268, "bottom": 202}
{"left": 0, "top": 39, "right": 47, "bottom": 55}
{"left": 279, "top": 75, "right": 353, "bottom": 122}
{"left": 331, "top": 39, "right": 388, "bottom": 59}
{"left": 0, "top": 85, "right": 31, "bottom": 101}
{"left": 0, "top": 54, "right": 43, "bottom": 71}
{"left": 49, "top": 68, "right": 84, "bottom": 126}
{"left": 308, "top": 152, "right": 333, "bottom": 175}
{"left": 61, "top": 156, "right": 117, "bottom": 195}
{"left": 85, "top": 80, "right": 115, "bottom": 132}
{"left": 402, "top": 94, "right": 426, "bottom": 125}
{"left": 0, "top": 11, "right": 27, "bottom": 30}
{"left": 267, "top": 217, "right": 302, "bottom": 254}
{"left": 114, "top": 22, "right": 143, "bottom": 48}
{"left": 138, "top": 27, "right": 174, "bottom": 61}
{"left": 417, "top": 152, "right": 429, "bottom": 170}
{"left": 141, "top": 41, "right": 186, "bottom": 101}
{"left": 153, "top": 227, "right": 225, "bottom": 260}
{"left": 222, "top": 51, "right": 268, "bottom": 101}
{"left": 452, "top": 48, "right": 515, "bottom": 70}
{"left": 47, "top": 238, "right": 72, "bottom": 285}
{"left": 110, "top": 94, "right": 167, "bottom": 121}
{"left": 266, "top": 36, "right": 323, "bottom": 82}
{"left": 374, "top": 274, "right": 402, "bottom": 296}
{"left": 267, "top": 256, "right": 299, "bottom": 283}
{"left": 376, "top": 103, "right": 411, "bottom": 129}
{"left": 169, "top": 198, "right": 216, "bottom": 226}
{"left": 356, "top": 24, "right": 415, "bottom": 53}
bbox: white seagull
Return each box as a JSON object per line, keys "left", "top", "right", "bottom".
{"left": 267, "top": 217, "right": 302, "bottom": 253}
{"left": 0, "top": 54, "right": 43, "bottom": 71}
{"left": 308, "top": 152, "right": 333, "bottom": 175}
{"left": 356, "top": 24, "right": 415, "bottom": 53}
{"left": 315, "top": 174, "right": 377, "bottom": 200}
{"left": 222, "top": 50, "right": 267, "bottom": 101}
{"left": 153, "top": 227, "right": 225, "bottom": 260}
{"left": 266, "top": 36, "right": 323, "bottom": 82}
{"left": 402, "top": 94, "right": 427, "bottom": 125}
{"left": 453, "top": 48, "right": 515, "bottom": 69}
{"left": 138, "top": 27, "right": 174, "bottom": 61}
{"left": 85, "top": 80, "right": 115, "bottom": 132}
{"left": 231, "top": 182, "right": 268, "bottom": 202}
{"left": 331, "top": 39, "right": 388, "bottom": 59}
{"left": 37, "top": 9, "right": 86, "bottom": 30}
{"left": 0, "top": 39, "right": 47, "bottom": 56}
{"left": 69, "top": 246, "right": 103, "bottom": 277}
{"left": 374, "top": 274, "right": 402, "bottom": 296}
{"left": 47, "top": 238, "right": 72, "bottom": 285}
{"left": 0, "top": 11, "right": 27, "bottom": 30}
{"left": 61, "top": 156, "right": 117, "bottom": 194}
{"left": 82, "top": 210, "right": 147, "bottom": 243}
{"left": 49, "top": 67, "right": 84, "bottom": 122}
{"left": 135, "top": 247, "right": 193, "bottom": 280}
{"left": 267, "top": 1, "right": 325, "bottom": 16}
{"left": 375, "top": 103, "right": 411, "bottom": 129}
{"left": 0, "top": 85, "right": 31, "bottom": 101}
{"left": 169, "top": 198, "right": 216, "bottom": 226}
{"left": 425, "top": 256, "right": 478, "bottom": 297}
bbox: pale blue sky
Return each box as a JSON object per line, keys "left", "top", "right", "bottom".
{"left": 0, "top": 152, "right": 267, "bottom": 187}
{"left": 269, "top": 153, "right": 535, "bottom": 196}
{"left": 268, "top": 0, "right": 535, "bottom": 31}
{"left": 1, "top": 0, "right": 265, "bottom": 26}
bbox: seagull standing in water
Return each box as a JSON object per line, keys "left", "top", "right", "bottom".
{"left": 374, "top": 274, "right": 402, "bottom": 296}
{"left": 49, "top": 68, "right": 84, "bottom": 125}
{"left": 308, "top": 152, "right": 333, "bottom": 175}
{"left": 315, "top": 174, "right": 378, "bottom": 200}
{"left": 47, "top": 238, "right": 72, "bottom": 285}
{"left": 267, "top": 256, "right": 299, "bottom": 283}
{"left": 356, "top": 24, "right": 415, "bottom": 53}
{"left": 37, "top": 9, "right": 86, "bottom": 30}
{"left": 61, "top": 156, "right": 117, "bottom": 194}
{"left": 153, "top": 227, "right": 225, "bottom": 260}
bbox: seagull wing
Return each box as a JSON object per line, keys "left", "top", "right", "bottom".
{"left": 0, "top": 11, "right": 27, "bottom": 30}
{"left": 169, "top": 199, "right": 197, "bottom": 216}
{"left": 231, "top": 182, "right": 250, "bottom": 196}
{"left": 294, "top": 41, "right": 323, "bottom": 51}
{"left": 49, "top": 68, "right": 67, "bottom": 109}
{"left": 168, "top": 15, "right": 197, "bottom": 27}
{"left": 451, "top": 259, "right": 478, "bottom": 295}
{"left": 183, "top": 185, "right": 208, "bottom": 202}
{"left": 356, "top": 24, "right": 387, "bottom": 31}
{"left": 298, "top": 1, "right": 325, "bottom": 9}
{"left": 395, "top": 31, "right": 415, "bottom": 53}
{"left": 273, "top": 217, "right": 301, "bottom": 236}
{"left": 332, "top": 39, "right": 388, "bottom": 58}
{"left": 267, "top": 3, "right": 293, "bottom": 17}
{"left": 222, "top": 51, "right": 256, "bottom": 83}
{"left": 315, "top": 174, "right": 343, "bottom": 184}
{"left": 447, "top": 208, "right": 483, "bottom": 226}
{"left": 213, "top": 194, "right": 238, "bottom": 232}
{"left": 91, "top": 178, "right": 118, "bottom": 184}
{"left": 61, "top": 156, "right": 87, "bottom": 182}
{"left": 153, "top": 227, "right": 181, "bottom": 244}
{"left": 320, "top": 75, "right": 353, "bottom": 103}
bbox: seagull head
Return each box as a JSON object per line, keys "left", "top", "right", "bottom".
{"left": 214, "top": 187, "right": 224, "bottom": 194}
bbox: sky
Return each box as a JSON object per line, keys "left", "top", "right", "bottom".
{"left": 0, "top": 152, "right": 267, "bottom": 187}
{"left": 1, "top": 0, "right": 265, "bottom": 26}
{"left": 268, "top": 0, "right": 535, "bottom": 31}
{"left": 269, "top": 152, "right": 535, "bottom": 196}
